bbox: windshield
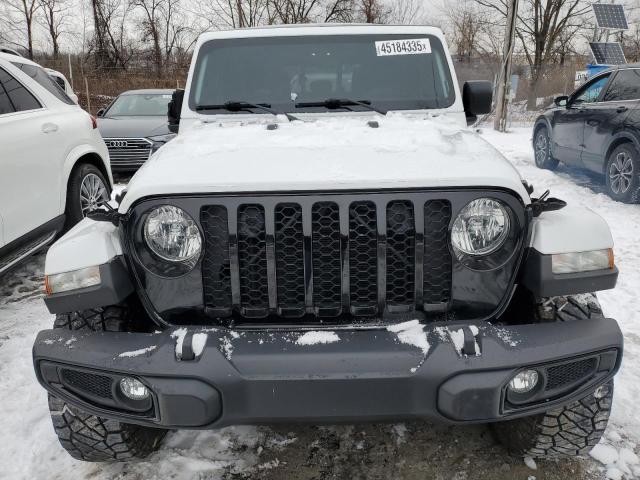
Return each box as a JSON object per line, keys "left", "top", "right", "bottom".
{"left": 189, "top": 34, "right": 455, "bottom": 114}
{"left": 106, "top": 93, "right": 172, "bottom": 116}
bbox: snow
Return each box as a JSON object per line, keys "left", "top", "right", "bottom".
{"left": 118, "top": 346, "right": 156, "bottom": 358}
{"left": 171, "top": 327, "right": 188, "bottom": 359}
{"left": 295, "top": 331, "right": 340, "bottom": 346}
{"left": 387, "top": 320, "right": 430, "bottom": 354}
{"left": 192, "top": 332, "right": 208, "bottom": 357}
{"left": 524, "top": 456, "right": 537, "bottom": 470}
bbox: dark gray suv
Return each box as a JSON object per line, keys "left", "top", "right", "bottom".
{"left": 97, "top": 89, "right": 176, "bottom": 174}
{"left": 534, "top": 65, "right": 640, "bottom": 203}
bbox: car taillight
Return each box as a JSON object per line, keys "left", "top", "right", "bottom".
{"left": 89, "top": 115, "right": 97, "bottom": 129}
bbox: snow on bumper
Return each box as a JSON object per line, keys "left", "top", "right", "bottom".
{"left": 32, "top": 318, "right": 623, "bottom": 428}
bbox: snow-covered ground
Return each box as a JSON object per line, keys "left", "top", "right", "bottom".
{"left": 1, "top": 126, "right": 639, "bottom": 479}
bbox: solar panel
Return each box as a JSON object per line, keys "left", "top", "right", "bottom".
{"left": 592, "top": 3, "right": 628, "bottom": 30}
{"left": 589, "top": 42, "right": 627, "bottom": 65}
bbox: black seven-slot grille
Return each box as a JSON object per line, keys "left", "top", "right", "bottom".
{"left": 201, "top": 198, "right": 452, "bottom": 321}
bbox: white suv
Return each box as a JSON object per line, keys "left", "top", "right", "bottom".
{"left": 0, "top": 53, "right": 112, "bottom": 274}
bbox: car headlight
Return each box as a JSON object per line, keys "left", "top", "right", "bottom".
{"left": 148, "top": 133, "right": 177, "bottom": 143}
{"left": 144, "top": 205, "right": 202, "bottom": 263}
{"left": 451, "top": 198, "right": 510, "bottom": 255}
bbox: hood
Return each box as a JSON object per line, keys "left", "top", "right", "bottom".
{"left": 120, "top": 115, "right": 530, "bottom": 212}
{"left": 97, "top": 116, "right": 170, "bottom": 138}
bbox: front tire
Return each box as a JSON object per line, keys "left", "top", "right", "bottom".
{"left": 48, "top": 305, "right": 167, "bottom": 462}
{"left": 605, "top": 143, "right": 640, "bottom": 203}
{"left": 533, "top": 125, "right": 559, "bottom": 170}
{"left": 492, "top": 380, "right": 613, "bottom": 458}
{"left": 64, "top": 163, "right": 111, "bottom": 231}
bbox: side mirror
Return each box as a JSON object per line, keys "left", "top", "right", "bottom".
{"left": 96, "top": 108, "right": 105, "bottom": 117}
{"left": 168, "top": 89, "right": 184, "bottom": 134}
{"left": 554, "top": 95, "right": 569, "bottom": 108}
{"left": 462, "top": 81, "right": 493, "bottom": 124}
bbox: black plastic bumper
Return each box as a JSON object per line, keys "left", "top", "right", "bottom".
{"left": 32, "top": 317, "right": 623, "bottom": 429}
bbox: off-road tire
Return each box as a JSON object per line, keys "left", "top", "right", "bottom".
{"left": 533, "top": 125, "right": 559, "bottom": 171}
{"left": 493, "top": 292, "right": 612, "bottom": 458}
{"left": 604, "top": 143, "right": 640, "bottom": 204}
{"left": 48, "top": 305, "right": 167, "bottom": 462}
{"left": 64, "top": 163, "right": 111, "bottom": 231}
{"left": 492, "top": 380, "right": 613, "bottom": 458}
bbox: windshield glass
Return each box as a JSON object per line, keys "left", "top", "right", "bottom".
{"left": 189, "top": 34, "right": 455, "bottom": 114}
{"left": 106, "top": 93, "right": 172, "bottom": 116}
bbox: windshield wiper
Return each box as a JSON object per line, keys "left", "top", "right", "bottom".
{"left": 195, "top": 101, "right": 300, "bottom": 122}
{"left": 295, "top": 98, "right": 386, "bottom": 115}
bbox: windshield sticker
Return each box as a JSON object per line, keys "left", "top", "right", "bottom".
{"left": 375, "top": 38, "right": 431, "bottom": 56}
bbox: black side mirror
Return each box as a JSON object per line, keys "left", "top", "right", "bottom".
{"left": 96, "top": 108, "right": 105, "bottom": 117}
{"left": 168, "top": 89, "right": 184, "bottom": 134}
{"left": 463, "top": 81, "right": 493, "bottom": 124}
{"left": 554, "top": 95, "right": 569, "bottom": 108}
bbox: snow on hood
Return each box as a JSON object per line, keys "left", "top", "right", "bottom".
{"left": 119, "top": 115, "right": 529, "bottom": 212}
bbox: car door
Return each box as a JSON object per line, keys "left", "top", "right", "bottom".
{"left": 581, "top": 69, "right": 640, "bottom": 173}
{"left": 0, "top": 65, "right": 67, "bottom": 244}
{"left": 551, "top": 73, "right": 612, "bottom": 166}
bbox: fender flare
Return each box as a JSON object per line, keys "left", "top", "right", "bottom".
{"left": 59, "top": 144, "right": 112, "bottom": 212}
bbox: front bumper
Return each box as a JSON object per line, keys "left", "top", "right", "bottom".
{"left": 33, "top": 317, "right": 623, "bottom": 429}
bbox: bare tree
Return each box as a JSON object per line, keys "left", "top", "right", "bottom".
{"left": 388, "top": 0, "right": 427, "bottom": 25}
{"left": 38, "top": 0, "right": 71, "bottom": 57}
{"left": 4, "top": 0, "right": 40, "bottom": 58}
{"left": 475, "top": 0, "right": 590, "bottom": 110}
{"left": 444, "top": 1, "right": 486, "bottom": 61}
{"left": 90, "top": 0, "right": 133, "bottom": 69}
{"left": 356, "top": 0, "right": 389, "bottom": 23}
{"left": 192, "top": 0, "right": 269, "bottom": 29}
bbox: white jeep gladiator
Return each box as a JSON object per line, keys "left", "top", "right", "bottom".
{"left": 33, "top": 24, "right": 622, "bottom": 462}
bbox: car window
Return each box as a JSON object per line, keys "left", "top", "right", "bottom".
{"left": 105, "top": 93, "right": 172, "bottom": 116}
{"left": 10, "top": 62, "right": 74, "bottom": 105}
{"left": 602, "top": 69, "right": 640, "bottom": 102}
{"left": 51, "top": 75, "right": 66, "bottom": 90}
{"left": 0, "top": 66, "right": 41, "bottom": 113}
{"left": 573, "top": 74, "right": 610, "bottom": 104}
{"left": 190, "top": 34, "right": 456, "bottom": 114}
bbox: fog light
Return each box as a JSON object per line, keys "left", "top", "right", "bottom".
{"left": 119, "top": 377, "right": 149, "bottom": 400}
{"left": 508, "top": 370, "right": 539, "bottom": 393}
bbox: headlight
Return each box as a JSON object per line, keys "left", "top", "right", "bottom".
{"left": 148, "top": 133, "right": 177, "bottom": 143}
{"left": 144, "top": 205, "right": 202, "bottom": 263}
{"left": 451, "top": 198, "right": 510, "bottom": 255}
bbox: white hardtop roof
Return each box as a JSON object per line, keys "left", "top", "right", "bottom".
{"left": 197, "top": 24, "right": 445, "bottom": 43}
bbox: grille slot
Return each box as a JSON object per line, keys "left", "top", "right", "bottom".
{"left": 312, "top": 202, "right": 342, "bottom": 316}
{"left": 275, "top": 204, "right": 306, "bottom": 317}
{"left": 237, "top": 204, "right": 269, "bottom": 317}
{"left": 349, "top": 201, "right": 378, "bottom": 315}
{"left": 546, "top": 358, "right": 597, "bottom": 391}
{"left": 201, "top": 196, "right": 455, "bottom": 322}
{"left": 423, "top": 200, "right": 452, "bottom": 307}
{"left": 103, "top": 137, "right": 152, "bottom": 169}
{"left": 61, "top": 369, "right": 113, "bottom": 399}
{"left": 386, "top": 201, "right": 415, "bottom": 309}
{"left": 201, "top": 206, "right": 232, "bottom": 316}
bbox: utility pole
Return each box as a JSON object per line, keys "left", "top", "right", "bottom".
{"left": 494, "top": 0, "right": 519, "bottom": 132}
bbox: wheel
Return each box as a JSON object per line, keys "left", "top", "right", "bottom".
{"left": 605, "top": 143, "right": 640, "bottom": 203}
{"left": 64, "top": 163, "right": 111, "bottom": 231}
{"left": 533, "top": 125, "right": 559, "bottom": 170}
{"left": 493, "top": 292, "right": 612, "bottom": 458}
{"left": 492, "top": 380, "right": 613, "bottom": 458}
{"left": 48, "top": 305, "right": 167, "bottom": 462}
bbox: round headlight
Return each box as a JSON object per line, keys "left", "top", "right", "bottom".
{"left": 144, "top": 205, "right": 202, "bottom": 262}
{"left": 451, "top": 198, "right": 510, "bottom": 255}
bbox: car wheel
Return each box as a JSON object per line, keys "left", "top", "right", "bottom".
{"left": 533, "top": 126, "right": 559, "bottom": 170}
{"left": 605, "top": 143, "right": 640, "bottom": 203}
{"left": 64, "top": 163, "right": 111, "bottom": 231}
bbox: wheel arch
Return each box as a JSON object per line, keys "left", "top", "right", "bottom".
{"left": 602, "top": 132, "right": 640, "bottom": 174}
{"left": 59, "top": 146, "right": 112, "bottom": 213}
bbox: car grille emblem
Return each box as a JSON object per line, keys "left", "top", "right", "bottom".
{"left": 109, "top": 140, "right": 128, "bottom": 148}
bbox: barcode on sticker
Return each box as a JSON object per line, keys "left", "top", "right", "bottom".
{"left": 375, "top": 38, "right": 431, "bottom": 56}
